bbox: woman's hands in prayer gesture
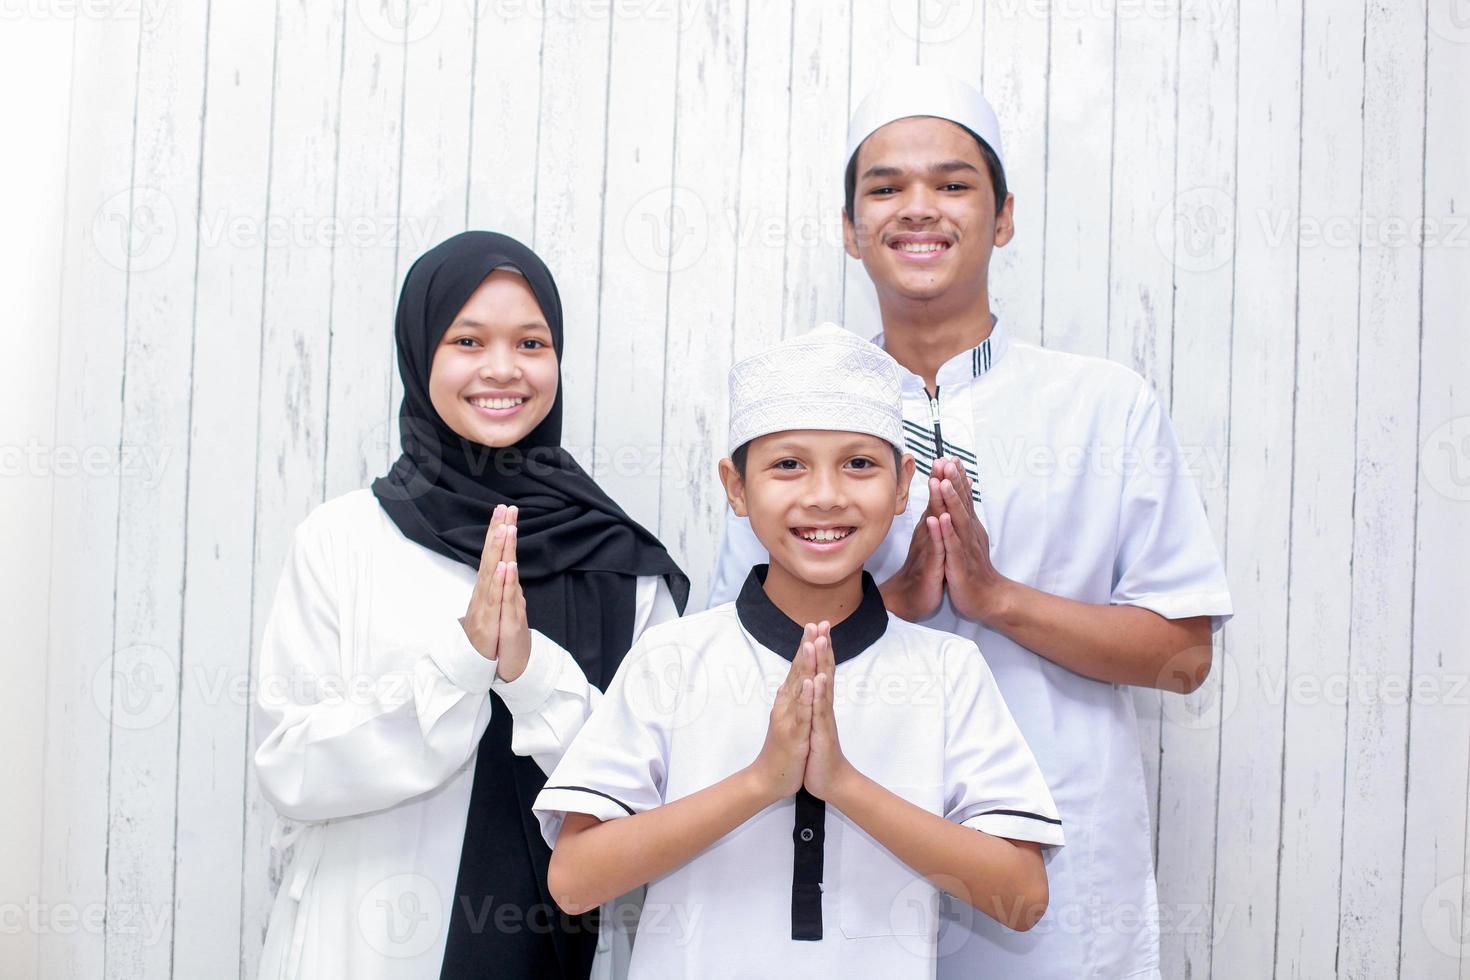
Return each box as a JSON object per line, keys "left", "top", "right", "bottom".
{"left": 460, "top": 504, "right": 534, "bottom": 682}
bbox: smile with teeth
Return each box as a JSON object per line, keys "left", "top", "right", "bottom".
{"left": 470, "top": 396, "right": 527, "bottom": 410}
{"left": 892, "top": 241, "right": 949, "bottom": 253}
{"left": 794, "top": 526, "right": 855, "bottom": 543}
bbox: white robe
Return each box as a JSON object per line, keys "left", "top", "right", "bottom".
{"left": 253, "top": 488, "right": 679, "bottom": 980}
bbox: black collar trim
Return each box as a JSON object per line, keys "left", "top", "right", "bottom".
{"left": 735, "top": 565, "right": 888, "bottom": 664}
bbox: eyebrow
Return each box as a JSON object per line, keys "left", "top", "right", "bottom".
{"left": 859, "top": 159, "right": 982, "bottom": 182}
{"left": 448, "top": 319, "right": 550, "bottom": 332}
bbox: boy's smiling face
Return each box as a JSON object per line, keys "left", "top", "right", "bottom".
{"left": 842, "top": 115, "right": 1013, "bottom": 309}
{"left": 720, "top": 430, "right": 915, "bottom": 588}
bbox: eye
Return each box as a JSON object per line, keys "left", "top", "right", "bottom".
{"left": 519, "top": 338, "right": 549, "bottom": 350}
{"left": 772, "top": 458, "right": 803, "bottom": 471}
{"left": 451, "top": 336, "right": 481, "bottom": 348}
{"left": 940, "top": 182, "right": 969, "bottom": 192}
{"left": 869, "top": 186, "right": 898, "bottom": 196}
{"left": 846, "top": 456, "right": 878, "bottom": 471}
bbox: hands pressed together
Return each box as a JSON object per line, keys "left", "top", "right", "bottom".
{"left": 460, "top": 503, "right": 533, "bottom": 682}
{"left": 881, "top": 457, "right": 1012, "bottom": 626}
{"left": 748, "top": 621, "right": 857, "bottom": 805}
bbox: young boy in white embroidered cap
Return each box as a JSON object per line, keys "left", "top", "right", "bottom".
{"left": 532, "top": 323, "right": 1063, "bottom": 979}
{"left": 709, "top": 67, "right": 1234, "bottom": 980}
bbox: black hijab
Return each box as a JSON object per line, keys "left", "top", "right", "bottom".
{"left": 371, "top": 231, "right": 688, "bottom": 978}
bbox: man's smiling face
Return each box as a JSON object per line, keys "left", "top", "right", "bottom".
{"left": 842, "top": 115, "right": 1014, "bottom": 308}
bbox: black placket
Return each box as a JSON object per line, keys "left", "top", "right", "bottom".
{"left": 734, "top": 565, "right": 889, "bottom": 941}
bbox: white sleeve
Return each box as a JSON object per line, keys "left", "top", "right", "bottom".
{"left": 252, "top": 518, "right": 495, "bottom": 822}
{"left": 1111, "top": 381, "right": 1234, "bottom": 631}
{"left": 532, "top": 631, "right": 682, "bottom": 846}
{"left": 493, "top": 575, "right": 682, "bottom": 776}
{"left": 943, "top": 639, "right": 1065, "bottom": 847}
{"left": 707, "top": 507, "right": 768, "bottom": 608}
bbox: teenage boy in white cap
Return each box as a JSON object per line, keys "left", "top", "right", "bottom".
{"left": 534, "top": 323, "right": 1064, "bottom": 979}
{"left": 710, "top": 67, "right": 1233, "bottom": 979}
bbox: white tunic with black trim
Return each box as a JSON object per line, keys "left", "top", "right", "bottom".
{"left": 710, "top": 320, "right": 1234, "bottom": 980}
{"left": 533, "top": 567, "right": 1063, "bottom": 980}
{"left": 252, "top": 488, "right": 679, "bottom": 980}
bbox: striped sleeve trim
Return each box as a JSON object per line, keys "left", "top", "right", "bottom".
{"left": 540, "top": 785, "right": 635, "bottom": 816}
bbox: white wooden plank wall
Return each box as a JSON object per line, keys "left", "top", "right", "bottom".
{"left": 22, "top": 0, "right": 1468, "bottom": 976}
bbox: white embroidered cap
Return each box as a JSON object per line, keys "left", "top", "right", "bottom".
{"left": 845, "top": 64, "right": 1006, "bottom": 173}
{"left": 727, "top": 322, "right": 904, "bottom": 455}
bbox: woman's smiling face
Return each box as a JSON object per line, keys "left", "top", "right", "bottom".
{"left": 428, "top": 269, "right": 559, "bottom": 448}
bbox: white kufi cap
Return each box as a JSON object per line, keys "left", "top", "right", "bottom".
{"left": 727, "top": 323, "right": 904, "bottom": 456}
{"left": 845, "top": 65, "right": 1005, "bottom": 173}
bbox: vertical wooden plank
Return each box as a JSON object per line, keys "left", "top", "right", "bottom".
{"left": 40, "top": 12, "right": 140, "bottom": 979}
{"left": 171, "top": 2, "right": 276, "bottom": 975}
{"left": 1, "top": 13, "right": 74, "bottom": 978}
{"left": 388, "top": 0, "right": 475, "bottom": 468}
{"left": 1155, "top": 0, "right": 1238, "bottom": 973}
{"left": 843, "top": 0, "right": 918, "bottom": 338}
{"left": 1211, "top": 0, "right": 1302, "bottom": 975}
{"left": 781, "top": 0, "right": 850, "bottom": 340}
{"left": 590, "top": 9, "right": 678, "bottom": 531}
{"left": 1400, "top": 7, "right": 1470, "bottom": 976}
{"left": 728, "top": 0, "right": 793, "bottom": 362}
{"left": 240, "top": 0, "right": 345, "bottom": 968}
{"left": 1108, "top": 0, "right": 1179, "bottom": 882}
{"left": 531, "top": 2, "right": 614, "bottom": 461}
{"left": 1337, "top": 0, "right": 1427, "bottom": 973}
{"left": 975, "top": 0, "right": 1047, "bottom": 347}
{"left": 1271, "top": 3, "right": 1364, "bottom": 976}
{"left": 465, "top": 1, "right": 541, "bottom": 243}
{"left": 322, "top": 1, "right": 407, "bottom": 500}
{"left": 658, "top": 0, "right": 748, "bottom": 609}
{"left": 104, "top": 5, "right": 210, "bottom": 972}
{"left": 1039, "top": 0, "right": 1115, "bottom": 357}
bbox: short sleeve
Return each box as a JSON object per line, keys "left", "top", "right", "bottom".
{"left": 1111, "top": 381, "right": 1234, "bottom": 631}
{"left": 531, "top": 631, "right": 679, "bottom": 846}
{"left": 943, "top": 640, "right": 1065, "bottom": 847}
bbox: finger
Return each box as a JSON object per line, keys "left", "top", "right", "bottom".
{"left": 500, "top": 562, "right": 524, "bottom": 633}
{"left": 488, "top": 559, "right": 509, "bottom": 621}
{"left": 818, "top": 622, "right": 836, "bottom": 680}
{"left": 938, "top": 513, "right": 965, "bottom": 576}
{"left": 476, "top": 506, "right": 508, "bottom": 582}
{"left": 502, "top": 522, "right": 518, "bottom": 567}
{"left": 784, "top": 625, "right": 816, "bottom": 690}
{"left": 925, "top": 515, "right": 945, "bottom": 554}
{"left": 926, "top": 475, "right": 945, "bottom": 518}
{"left": 813, "top": 672, "right": 832, "bottom": 727}
{"left": 939, "top": 478, "right": 973, "bottom": 528}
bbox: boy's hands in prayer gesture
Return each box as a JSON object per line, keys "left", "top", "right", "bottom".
{"left": 750, "top": 621, "right": 856, "bottom": 804}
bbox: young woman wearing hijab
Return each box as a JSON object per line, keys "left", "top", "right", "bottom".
{"left": 253, "top": 231, "right": 689, "bottom": 980}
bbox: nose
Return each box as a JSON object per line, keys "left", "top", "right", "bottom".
{"left": 477, "top": 342, "right": 519, "bottom": 383}
{"left": 800, "top": 466, "right": 848, "bottom": 512}
{"left": 896, "top": 183, "right": 939, "bottom": 225}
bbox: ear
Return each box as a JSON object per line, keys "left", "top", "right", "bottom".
{"left": 994, "top": 193, "right": 1016, "bottom": 249}
{"left": 718, "top": 458, "right": 749, "bottom": 518}
{"left": 842, "top": 207, "right": 861, "bottom": 260}
{"left": 895, "top": 452, "right": 916, "bottom": 515}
